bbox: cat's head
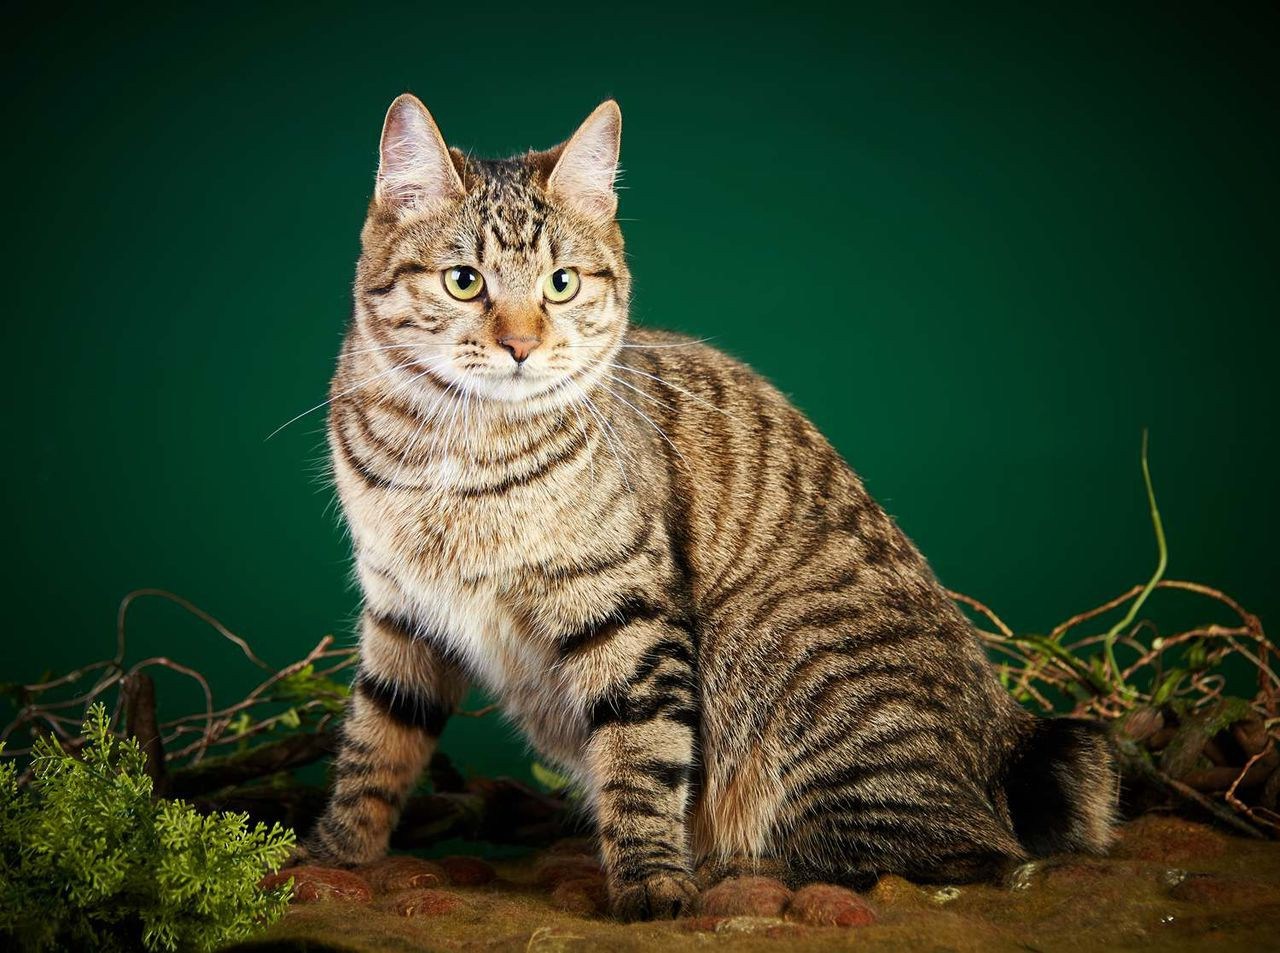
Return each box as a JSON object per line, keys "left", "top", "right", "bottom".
{"left": 354, "top": 94, "right": 629, "bottom": 406}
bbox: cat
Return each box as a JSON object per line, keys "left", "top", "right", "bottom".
{"left": 302, "top": 94, "right": 1118, "bottom": 920}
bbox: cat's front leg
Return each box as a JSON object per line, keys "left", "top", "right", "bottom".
{"left": 569, "top": 609, "right": 700, "bottom": 920}
{"left": 306, "top": 609, "right": 468, "bottom": 866}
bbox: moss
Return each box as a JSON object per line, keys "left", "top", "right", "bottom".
{"left": 244, "top": 820, "right": 1280, "bottom": 953}
{"left": 0, "top": 704, "right": 295, "bottom": 952}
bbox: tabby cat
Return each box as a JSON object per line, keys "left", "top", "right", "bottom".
{"left": 303, "top": 94, "right": 1117, "bottom": 919}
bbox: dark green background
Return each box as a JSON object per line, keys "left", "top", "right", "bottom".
{"left": 3, "top": 3, "right": 1276, "bottom": 779}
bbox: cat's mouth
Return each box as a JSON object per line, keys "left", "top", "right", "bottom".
{"left": 454, "top": 364, "right": 567, "bottom": 403}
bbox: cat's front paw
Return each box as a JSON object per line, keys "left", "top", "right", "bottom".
{"left": 280, "top": 841, "right": 314, "bottom": 869}
{"left": 610, "top": 871, "right": 700, "bottom": 921}
{"left": 292, "top": 833, "right": 362, "bottom": 870}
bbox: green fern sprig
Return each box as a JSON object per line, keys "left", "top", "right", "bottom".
{"left": 0, "top": 703, "right": 294, "bottom": 953}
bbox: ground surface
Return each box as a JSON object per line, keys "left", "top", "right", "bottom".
{"left": 227, "top": 816, "right": 1280, "bottom": 952}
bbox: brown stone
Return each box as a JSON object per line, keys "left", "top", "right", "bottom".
{"left": 550, "top": 876, "right": 608, "bottom": 916}
{"left": 868, "top": 874, "right": 926, "bottom": 907}
{"left": 393, "top": 888, "right": 467, "bottom": 918}
{"left": 1232, "top": 718, "right": 1270, "bottom": 757}
{"left": 439, "top": 855, "right": 497, "bottom": 886}
{"left": 1111, "top": 816, "right": 1228, "bottom": 865}
{"left": 362, "top": 855, "right": 449, "bottom": 892}
{"left": 785, "top": 883, "right": 877, "bottom": 928}
{"left": 1237, "top": 751, "right": 1280, "bottom": 788}
{"left": 696, "top": 876, "right": 793, "bottom": 918}
{"left": 544, "top": 837, "right": 597, "bottom": 856}
{"left": 534, "top": 854, "right": 602, "bottom": 888}
{"left": 261, "top": 865, "right": 373, "bottom": 904}
{"left": 1180, "top": 766, "right": 1242, "bottom": 792}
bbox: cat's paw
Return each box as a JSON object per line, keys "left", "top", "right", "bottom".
{"left": 610, "top": 871, "right": 700, "bottom": 921}
{"left": 287, "top": 835, "right": 357, "bottom": 870}
{"left": 276, "top": 841, "right": 314, "bottom": 869}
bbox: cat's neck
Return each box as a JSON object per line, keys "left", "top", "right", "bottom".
{"left": 338, "top": 344, "right": 592, "bottom": 472}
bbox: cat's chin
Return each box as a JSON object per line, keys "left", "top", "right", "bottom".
{"left": 459, "top": 370, "right": 581, "bottom": 408}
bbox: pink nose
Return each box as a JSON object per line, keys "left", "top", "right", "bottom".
{"left": 498, "top": 336, "right": 540, "bottom": 364}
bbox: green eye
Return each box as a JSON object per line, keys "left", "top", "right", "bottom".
{"left": 543, "top": 267, "right": 581, "bottom": 303}
{"left": 443, "top": 266, "right": 484, "bottom": 301}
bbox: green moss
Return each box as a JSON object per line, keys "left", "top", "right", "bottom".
{"left": 0, "top": 704, "right": 296, "bottom": 952}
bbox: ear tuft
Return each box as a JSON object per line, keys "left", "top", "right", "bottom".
{"left": 548, "top": 100, "right": 621, "bottom": 222}
{"left": 377, "top": 94, "right": 464, "bottom": 213}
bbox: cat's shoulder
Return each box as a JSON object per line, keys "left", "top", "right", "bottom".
{"left": 622, "top": 325, "right": 775, "bottom": 392}
{"left": 623, "top": 326, "right": 741, "bottom": 368}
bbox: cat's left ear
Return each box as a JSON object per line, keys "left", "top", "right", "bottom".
{"left": 548, "top": 100, "right": 621, "bottom": 221}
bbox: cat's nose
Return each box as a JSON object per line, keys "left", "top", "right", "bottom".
{"left": 498, "top": 336, "right": 541, "bottom": 364}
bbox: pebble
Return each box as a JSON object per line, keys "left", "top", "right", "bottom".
{"left": 697, "top": 875, "right": 793, "bottom": 917}
{"left": 869, "top": 874, "right": 927, "bottom": 905}
{"left": 439, "top": 855, "right": 497, "bottom": 886}
{"left": 261, "top": 865, "right": 373, "bottom": 903}
{"left": 393, "top": 888, "right": 467, "bottom": 918}
{"left": 786, "top": 883, "right": 878, "bottom": 927}
{"left": 1111, "top": 816, "right": 1228, "bottom": 865}
{"left": 550, "top": 876, "right": 608, "bottom": 916}
{"left": 534, "top": 853, "right": 602, "bottom": 888}
{"left": 362, "top": 855, "right": 449, "bottom": 892}
{"left": 544, "top": 837, "right": 597, "bottom": 856}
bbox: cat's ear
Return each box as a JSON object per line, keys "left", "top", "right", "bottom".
{"left": 548, "top": 100, "right": 621, "bottom": 221}
{"left": 376, "top": 94, "right": 465, "bottom": 212}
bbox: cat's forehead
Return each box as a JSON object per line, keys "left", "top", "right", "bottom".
{"left": 372, "top": 151, "right": 618, "bottom": 272}
{"left": 462, "top": 157, "right": 555, "bottom": 258}
{"left": 464, "top": 156, "right": 549, "bottom": 204}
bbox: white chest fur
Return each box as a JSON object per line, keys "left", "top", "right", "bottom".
{"left": 348, "top": 488, "right": 591, "bottom": 772}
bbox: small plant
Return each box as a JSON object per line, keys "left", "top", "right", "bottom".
{"left": 952, "top": 434, "right": 1278, "bottom": 835}
{"left": 0, "top": 704, "right": 295, "bottom": 953}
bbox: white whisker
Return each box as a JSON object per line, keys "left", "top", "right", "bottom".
{"left": 557, "top": 339, "right": 712, "bottom": 350}
{"left": 387, "top": 360, "right": 460, "bottom": 487}
{"left": 605, "top": 373, "right": 677, "bottom": 412}
{"left": 566, "top": 397, "right": 596, "bottom": 484}
{"left": 599, "top": 379, "right": 688, "bottom": 467}
{"left": 266, "top": 358, "right": 417, "bottom": 440}
{"left": 617, "top": 338, "right": 713, "bottom": 349}
{"left": 342, "top": 341, "right": 478, "bottom": 357}
{"left": 436, "top": 375, "right": 470, "bottom": 482}
{"left": 606, "top": 362, "right": 738, "bottom": 422}
{"left": 570, "top": 380, "right": 631, "bottom": 491}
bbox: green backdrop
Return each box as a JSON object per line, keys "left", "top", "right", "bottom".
{"left": 3, "top": 3, "right": 1276, "bottom": 779}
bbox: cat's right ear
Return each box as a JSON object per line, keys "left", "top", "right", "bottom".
{"left": 375, "top": 94, "right": 465, "bottom": 213}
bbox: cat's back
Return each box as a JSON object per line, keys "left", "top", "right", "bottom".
{"left": 611, "top": 326, "right": 887, "bottom": 607}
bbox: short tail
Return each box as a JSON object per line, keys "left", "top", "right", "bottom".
{"left": 1002, "top": 717, "right": 1119, "bottom": 856}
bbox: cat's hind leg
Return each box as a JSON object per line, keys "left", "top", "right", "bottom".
{"left": 778, "top": 759, "right": 1029, "bottom": 888}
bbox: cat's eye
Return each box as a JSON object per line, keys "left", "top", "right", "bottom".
{"left": 543, "top": 267, "right": 581, "bottom": 303}
{"left": 443, "top": 266, "right": 484, "bottom": 301}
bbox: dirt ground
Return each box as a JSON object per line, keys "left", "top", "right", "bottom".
{"left": 227, "top": 815, "right": 1280, "bottom": 952}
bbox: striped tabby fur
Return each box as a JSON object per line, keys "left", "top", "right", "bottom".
{"left": 305, "top": 95, "right": 1118, "bottom": 919}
